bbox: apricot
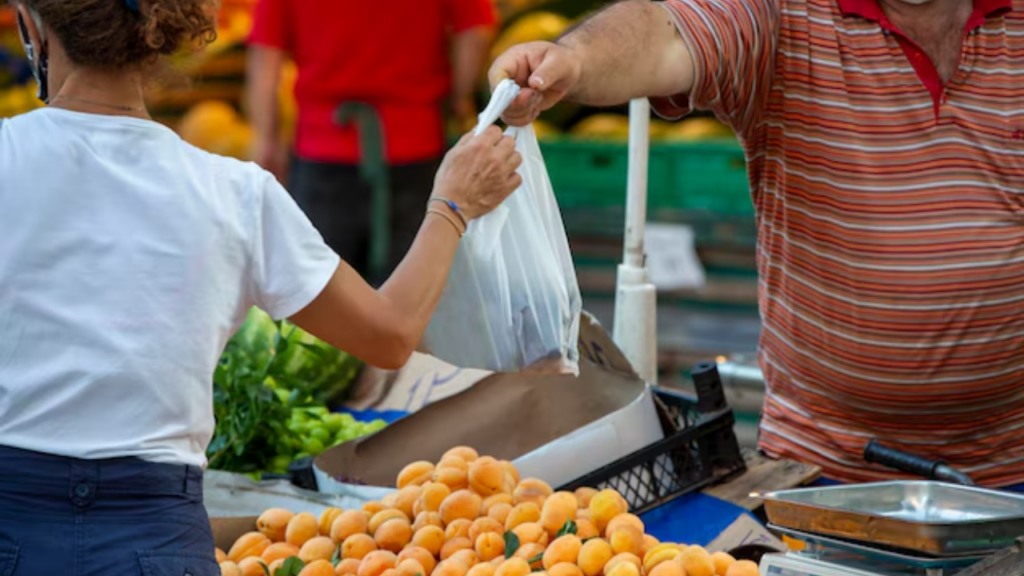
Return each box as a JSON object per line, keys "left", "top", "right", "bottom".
{"left": 680, "top": 546, "right": 715, "bottom": 576}
{"left": 725, "top": 560, "right": 759, "bottom": 576}
{"left": 418, "top": 482, "right": 453, "bottom": 514}
{"left": 449, "top": 549, "right": 481, "bottom": 569}
{"left": 287, "top": 513, "right": 321, "bottom": 548}
{"left": 359, "top": 551, "right": 399, "bottom": 576}
{"left": 648, "top": 559, "right": 684, "bottom": 576}
{"left": 370, "top": 510, "right": 410, "bottom": 535}
{"left": 445, "top": 518, "right": 473, "bottom": 540}
{"left": 414, "top": 511, "right": 444, "bottom": 531}
{"left": 434, "top": 466, "right": 468, "bottom": 492}
{"left": 609, "top": 526, "right": 643, "bottom": 556}
{"left": 443, "top": 446, "right": 480, "bottom": 463}
{"left": 504, "top": 502, "right": 541, "bottom": 531}
{"left": 467, "top": 562, "right": 497, "bottom": 576}
{"left": 412, "top": 525, "right": 446, "bottom": 556}
{"left": 588, "top": 490, "right": 628, "bottom": 533}
{"left": 381, "top": 569, "right": 403, "bottom": 576}
{"left": 342, "top": 533, "right": 378, "bottom": 560}
{"left": 257, "top": 508, "right": 295, "bottom": 542}
{"left": 228, "top": 532, "right": 271, "bottom": 563}
{"left": 397, "top": 559, "right": 427, "bottom": 576}
{"left": 513, "top": 479, "right": 553, "bottom": 507}
{"left": 268, "top": 559, "right": 287, "bottom": 575}
{"left": 394, "top": 486, "right": 424, "bottom": 519}
{"left": 332, "top": 510, "right": 370, "bottom": 543}
{"left": 642, "top": 545, "right": 682, "bottom": 574}
{"left": 511, "top": 522, "right": 549, "bottom": 547}
{"left": 237, "top": 557, "right": 266, "bottom": 576}
{"left": 441, "top": 491, "right": 483, "bottom": 525}
{"left": 542, "top": 535, "right": 582, "bottom": 570}
{"left": 399, "top": 461, "right": 437, "bottom": 489}
{"left": 641, "top": 535, "right": 660, "bottom": 557}
{"left": 574, "top": 488, "right": 598, "bottom": 508}
{"left": 382, "top": 493, "right": 400, "bottom": 509}
{"left": 469, "top": 457, "right": 507, "bottom": 496}
{"left": 474, "top": 532, "right": 505, "bottom": 562}
{"left": 467, "top": 518, "right": 502, "bottom": 543}
{"left": 494, "top": 558, "right": 531, "bottom": 576}
{"left": 262, "top": 542, "right": 301, "bottom": 564}
{"left": 712, "top": 551, "right": 737, "bottom": 576}
{"left": 320, "top": 508, "right": 344, "bottom": 536}
{"left": 300, "top": 536, "right": 338, "bottom": 563}
{"left": 605, "top": 514, "right": 644, "bottom": 538}
{"left": 488, "top": 503, "right": 513, "bottom": 526}
{"left": 433, "top": 559, "right": 470, "bottom": 576}
{"left": 604, "top": 561, "right": 640, "bottom": 576}
{"left": 577, "top": 538, "right": 613, "bottom": 576}
{"left": 604, "top": 553, "right": 642, "bottom": 576}
{"left": 547, "top": 563, "right": 583, "bottom": 576}
{"left": 376, "top": 518, "right": 414, "bottom": 553}
{"left": 481, "top": 493, "right": 513, "bottom": 514}
{"left": 398, "top": 546, "right": 438, "bottom": 576}
{"left": 337, "top": 559, "right": 363, "bottom": 576}
{"left": 301, "top": 560, "right": 340, "bottom": 576}
{"left": 512, "top": 542, "right": 546, "bottom": 569}
{"left": 574, "top": 519, "right": 598, "bottom": 540}
{"left": 440, "top": 537, "right": 474, "bottom": 561}
{"left": 220, "top": 561, "right": 242, "bottom": 576}
{"left": 364, "top": 501, "right": 386, "bottom": 515}
{"left": 540, "top": 492, "right": 578, "bottom": 536}
{"left": 215, "top": 548, "right": 228, "bottom": 564}
{"left": 500, "top": 461, "right": 520, "bottom": 486}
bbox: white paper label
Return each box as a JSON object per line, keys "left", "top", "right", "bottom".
{"left": 644, "top": 223, "right": 706, "bottom": 290}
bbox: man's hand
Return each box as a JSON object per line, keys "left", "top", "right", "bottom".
{"left": 487, "top": 42, "right": 582, "bottom": 126}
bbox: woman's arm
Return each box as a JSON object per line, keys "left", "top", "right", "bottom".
{"left": 289, "top": 127, "right": 521, "bottom": 369}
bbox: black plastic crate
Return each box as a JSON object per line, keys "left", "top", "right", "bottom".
{"left": 557, "top": 362, "right": 746, "bottom": 514}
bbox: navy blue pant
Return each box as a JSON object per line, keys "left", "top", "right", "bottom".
{"left": 0, "top": 445, "right": 218, "bottom": 576}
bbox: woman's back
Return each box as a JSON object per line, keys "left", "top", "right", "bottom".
{"left": 0, "top": 108, "right": 338, "bottom": 466}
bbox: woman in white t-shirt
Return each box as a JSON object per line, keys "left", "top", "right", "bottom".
{"left": 0, "top": 1, "right": 521, "bottom": 574}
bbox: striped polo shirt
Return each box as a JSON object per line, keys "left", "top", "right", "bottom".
{"left": 654, "top": 0, "right": 1024, "bottom": 485}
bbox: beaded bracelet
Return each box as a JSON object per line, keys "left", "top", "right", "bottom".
{"left": 428, "top": 197, "right": 469, "bottom": 230}
{"left": 427, "top": 208, "right": 465, "bottom": 238}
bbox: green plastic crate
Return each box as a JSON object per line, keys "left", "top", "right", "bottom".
{"left": 539, "top": 139, "right": 752, "bottom": 218}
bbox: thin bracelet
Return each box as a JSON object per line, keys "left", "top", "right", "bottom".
{"left": 426, "top": 208, "right": 465, "bottom": 238}
{"left": 428, "top": 197, "right": 470, "bottom": 229}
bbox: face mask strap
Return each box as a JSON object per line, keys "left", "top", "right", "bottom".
{"left": 16, "top": 6, "right": 49, "bottom": 104}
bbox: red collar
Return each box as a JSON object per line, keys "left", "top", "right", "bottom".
{"left": 836, "top": 0, "right": 1012, "bottom": 21}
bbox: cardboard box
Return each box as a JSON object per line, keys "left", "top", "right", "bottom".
{"left": 313, "top": 312, "right": 665, "bottom": 495}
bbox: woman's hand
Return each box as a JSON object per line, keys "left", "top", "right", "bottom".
{"left": 433, "top": 125, "right": 523, "bottom": 221}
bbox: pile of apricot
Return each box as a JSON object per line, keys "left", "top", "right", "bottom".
{"left": 217, "top": 447, "right": 758, "bottom": 576}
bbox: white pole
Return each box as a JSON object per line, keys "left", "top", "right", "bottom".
{"left": 612, "top": 98, "right": 658, "bottom": 384}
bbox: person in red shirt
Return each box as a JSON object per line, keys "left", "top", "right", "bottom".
{"left": 247, "top": 0, "right": 496, "bottom": 279}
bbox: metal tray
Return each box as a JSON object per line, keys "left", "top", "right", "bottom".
{"left": 763, "top": 481, "right": 1024, "bottom": 557}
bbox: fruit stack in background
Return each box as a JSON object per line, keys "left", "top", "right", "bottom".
{"left": 217, "top": 447, "right": 758, "bottom": 576}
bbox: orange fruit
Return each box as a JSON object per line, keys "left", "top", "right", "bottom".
{"left": 300, "top": 559, "right": 339, "bottom": 576}
{"left": 640, "top": 535, "right": 660, "bottom": 557}
{"left": 332, "top": 510, "right": 370, "bottom": 543}
{"left": 364, "top": 502, "right": 386, "bottom": 515}
{"left": 220, "top": 561, "right": 242, "bottom": 576}
{"left": 542, "top": 535, "right": 582, "bottom": 570}
{"left": 433, "top": 559, "right": 470, "bottom": 576}
{"left": 540, "top": 493, "right": 577, "bottom": 537}
{"left": 237, "top": 557, "right": 266, "bottom": 576}
{"left": 443, "top": 447, "right": 480, "bottom": 463}
{"left": 494, "top": 558, "right": 531, "bottom": 576}
{"left": 445, "top": 519, "right": 473, "bottom": 540}
{"left": 609, "top": 526, "right": 643, "bottom": 556}
{"left": 588, "top": 490, "right": 628, "bottom": 533}
{"left": 577, "top": 538, "right": 613, "bottom": 576}
{"left": 605, "top": 514, "right": 644, "bottom": 538}
{"left": 358, "top": 551, "right": 399, "bottom": 576}
{"left": 440, "top": 537, "right": 473, "bottom": 561}
{"left": 481, "top": 494, "right": 514, "bottom": 514}
{"left": 680, "top": 546, "right": 715, "bottom": 576}
{"left": 262, "top": 542, "right": 301, "bottom": 564}
{"left": 488, "top": 503, "right": 513, "bottom": 526}
{"left": 435, "top": 467, "right": 470, "bottom": 491}
{"left": 337, "top": 559, "right": 362, "bottom": 576}
{"left": 511, "top": 522, "right": 548, "bottom": 547}
{"left": 342, "top": 533, "right": 378, "bottom": 560}
{"left": 725, "top": 560, "right": 759, "bottom": 576}
{"left": 512, "top": 543, "right": 545, "bottom": 569}
{"left": 712, "top": 551, "right": 737, "bottom": 576}
{"left": 467, "top": 562, "right": 497, "bottom": 576}
{"left": 287, "top": 513, "right": 321, "bottom": 548}
{"left": 301, "top": 536, "right": 338, "bottom": 563}
{"left": 419, "top": 483, "right": 453, "bottom": 514}
{"left": 474, "top": 533, "right": 505, "bottom": 562}
{"left": 228, "top": 532, "right": 271, "bottom": 563}
{"left": 394, "top": 486, "right": 424, "bottom": 519}
{"left": 398, "top": 546, "right": 438, "bottom": 576}
{"left": 547, "top": 563, "right": 583, "bottom": 576}
{"left": 605, "top": 553, "right": 642, "bottom": 576}
{"left": 413, "top": 511, "right": 444, "bottom": 532}
{"left": 398, "top": 461, "right": 436, "bottom": 489}
{"left": 512, "top": 479, "right": 553, "bottom": 507}
{"left": 375, "top": 518, "right": 414, "bottom": 553}
{"left": 470, "top": 517, "right": 505, "bottom": 543}
{"left": 575, "top": 519, "right": 598, "bottom": 540}
{"left": 215, "top": 548, "right": 228, "bottom": 564}
{"left": 412, "top": 525, "right": 446, "bottom": 556}
{"left": 370, "top": 510, "right": 409, "bottom": 535}
{"left": 397, "top": 559, "right": 427, "bottom": 576}
{"left": 257, "top": 508, "right": 295, "bottom": 542}
{"left": 320, "top": 508, "right": 345, "bottom": 536}
{"left": 648, "top": 560, "right": 684, "bottom": 576}
{"left": 504, "top": 503, "right": 541, "bottom": 531}
{"left": 449, "top": 549, "right": 480, "bottom": 569}
{"left": 469, "top": 457, "right": 507, "bottom": 496}
{"left": 604, "top": 562, "right": 639, "bottom": 576}
{"left": 441, "top": 491, "right": 483, "bottom": 525}
{"left": 574, "top": 488, "right": 598, "bottom": 508}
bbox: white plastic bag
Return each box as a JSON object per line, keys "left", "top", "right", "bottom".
{"left": 422, "top": 80, "right": 583, "bottom": 375}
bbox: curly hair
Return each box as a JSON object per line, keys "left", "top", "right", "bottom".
{"left": 13, "top": 0, "right": 219, "bottom": 69}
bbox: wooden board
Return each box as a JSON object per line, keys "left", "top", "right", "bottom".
{"left": 704, "top": 449, "right": 821, "bottom": 511}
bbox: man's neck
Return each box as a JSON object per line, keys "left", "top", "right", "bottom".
{"left": 878, "top": 0, "right": 970, "bottom": 22}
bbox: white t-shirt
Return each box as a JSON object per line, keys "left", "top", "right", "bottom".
{"left": 0, "top": 109, "right": 340, "bottom": 467}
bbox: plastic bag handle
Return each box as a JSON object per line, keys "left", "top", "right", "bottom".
{"left": 473, "top": 79, "right": 522, "bottom": 137}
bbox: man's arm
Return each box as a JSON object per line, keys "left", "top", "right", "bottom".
{"left": 489, "top": 1, "right": 693, "bottom": 125}
{"left": 451, "top": 25, "right": 495, "bottom": 131}
{"left": 247, "top": 45, "right": 286, "bottom": 179}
